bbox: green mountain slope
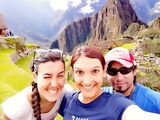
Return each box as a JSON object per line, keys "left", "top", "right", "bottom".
{"left": 0, "top": 49, "right": 33, "bottom": 103}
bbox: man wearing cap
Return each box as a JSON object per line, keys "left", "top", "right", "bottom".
{"left": 103, "top": 47, "right": 160, "bottom": 114}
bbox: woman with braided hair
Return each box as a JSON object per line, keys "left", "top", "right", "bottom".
{"left": 2, "top": 49, "right": 73, "bottom": 120}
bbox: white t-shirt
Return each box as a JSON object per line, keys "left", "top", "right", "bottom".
{"left": 2, "top": 84, "right": 73, "bottom": 120}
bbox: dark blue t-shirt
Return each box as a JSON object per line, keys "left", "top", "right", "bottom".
{"left": 59, "top": 92, "right": 134, "bottom": 120}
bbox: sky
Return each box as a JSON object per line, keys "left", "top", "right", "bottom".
{"left": 49, "top": 0, "right": 101, "bottom": 14}
{"left": 0, "top": 0, "right": 159, "bottom": 46}
{"left": 48, "top": 0, "right": 160, "bottom": 16}
{"left": 150, "top": 1, "right": 160, "bottom": 15}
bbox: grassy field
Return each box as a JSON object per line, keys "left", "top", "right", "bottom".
{"left": 120, "top": 42, "right": 136, "bottom": 49}
{"left": 0, "top": 49, "right": 33, "bottom": 103}
{"left": 0, "top": 48, "right": 33, "bottom": 119}
{"left": 16, "top": 53, "right": 34, "bottom": 74}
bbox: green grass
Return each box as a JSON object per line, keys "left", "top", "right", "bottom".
{"left": 16, "top": 53, "right": 34, "bottom": 74}
{"left": 25, "top": 43, "right": 39, "bottom": 48}
{"left": 0, "top": 49, "right": 32, "bottom": 103}
{"left": 120, "top": 42, "right": 136, "bottom": 50}
{"left": 56, "top": 114, "right": 63, "bottom": 120}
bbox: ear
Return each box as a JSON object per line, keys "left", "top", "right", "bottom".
{"left": 133, "top": 69, "right": 136, "bottom": 76}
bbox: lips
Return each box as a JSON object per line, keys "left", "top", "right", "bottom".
{"left": 82, "top": 84, "right": 96, "bottom": 90}
{"left": 84, "top": 86, "right": 94, "bottom": 89}
{"left": 48, "top": 89, "right": 58, "bottom": 94}
{"left": 115, "top": 83, "right": 125, "bottom": 87}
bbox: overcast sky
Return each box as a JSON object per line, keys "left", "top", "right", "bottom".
{"left": 0, "top": 0, "right": 159, "bottom": 46}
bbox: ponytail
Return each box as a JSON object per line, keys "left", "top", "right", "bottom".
{"left": 31, "top": 81, "right": 41, "bottom": 120}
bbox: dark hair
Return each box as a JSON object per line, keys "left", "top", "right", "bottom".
{"left": 31, "top": 50, "right": 65, "bottom": 120}
{"left": 0, "top": 29, "right": 2, "bottom": 35}
{"left": 71, "top": 45, "right": 105, "bottom": 70}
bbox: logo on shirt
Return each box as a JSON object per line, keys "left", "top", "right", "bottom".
{"left": 72, "top": 116, "right": 88, "bottom": 120}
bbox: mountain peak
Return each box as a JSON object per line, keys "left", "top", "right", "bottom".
{"left": 149, "top": 17, "right": 160, "bottom": 30}
{"left": 52, "top": 0, "right": 146, "bottom": 52}
{"left": 94, "top": 0, "right": 145, "bottom": 39}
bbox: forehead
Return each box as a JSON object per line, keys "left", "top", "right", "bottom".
{"left": 38, "top": 61, "right": 64, "bottom": 74}
{"left": 73, "top": 56, "right": 102, "bottom": 69}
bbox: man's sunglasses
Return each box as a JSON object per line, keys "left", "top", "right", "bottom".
{"left": 107, "top": 66, "right": 134, "bottom": 76}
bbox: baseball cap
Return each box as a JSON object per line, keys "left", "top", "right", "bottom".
{"left": 105, "top": 47, "right": 136, "bottom": 67}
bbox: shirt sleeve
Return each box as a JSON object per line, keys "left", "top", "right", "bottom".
{"left": 58, "top": 92, "right": 76, "bottom": 116}
{"left": 1, "top": 87, "right": 32, "bottom": 119}
{"left": 122, "top": 105, "right": 160, "bottom": 120}
{"left": 2, "top": 92, "right": 25, "bottom": 119}
{"left": 110, "top": 93, "right": 135, "bottom": 120}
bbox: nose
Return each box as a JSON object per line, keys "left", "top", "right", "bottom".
{"left": 83, "top": 74, "right": 92, "bottom": 85}
{"left": 50, "top": 78, "right": 58, "bottom": 87}
{"left": 116, "top": 72, "right": 124, "bottom": 81}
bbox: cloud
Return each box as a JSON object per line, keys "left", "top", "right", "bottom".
{"left": 87, "top": 0, "right": 100, "bottom": 4}
{"left": 49, "top": 0, "right": 82, "bottom": 11}
{"left": 79, "top": 4, "right": 94, "bottom": 14}
{"left": 70, "top": 0, "right": 82, "bottom": 7}
{"left": 150, "top": 1, "right": 160, "bottom": 15}
{"left": 79, "top": 0, "right": 100, "bottom": 14}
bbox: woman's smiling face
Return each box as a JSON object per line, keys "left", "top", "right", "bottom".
{"left": 36, "top": 61, "right": 65, "bottom": 102}
{"left": 73, "top": 56, "right": 106, "bottom": 103}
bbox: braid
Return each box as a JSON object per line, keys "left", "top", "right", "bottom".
{"left": 31, "top": 81, "right": 41, "bottom": 120}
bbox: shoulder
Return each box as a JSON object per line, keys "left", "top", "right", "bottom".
{"left": 63, "top": 84, "right": 74, "bottom": 93}
{"left": 134, "top": 83, "right": 160, "bottom": 112}
{"left": 63, "top": 91, "right": 78, "bottom": 101}
{"left": 2, "top": 87, "right": 33, "bottom": 119}
{"left": 135, "top": 83, "right": 160, "bottom": 100}
{"left": 59, "top": 84, "right": 74, "bottom": 101}
{"left": 103, "top": 92, "right": 134, "bottom": 109}
{"left": 58, "top": 92, "right": 78, "bottom": 115}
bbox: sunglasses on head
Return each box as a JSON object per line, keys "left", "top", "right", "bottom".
{"left": 107, "top": 66, "right": 134, "bottom": 76}
{"left": 31, "top": 49, "right": 64, "bottom": 72}
{"left": 34, "top": 49, "right": 63, "bottom": 59}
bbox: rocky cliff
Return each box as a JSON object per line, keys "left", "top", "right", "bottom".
{"left": 149, "top": 17, "right": 160, "bottom": 30}
{"left": 51, "top": 0, "right": 146, "bottom": 53}
{"left": 0, "top": 36, "right": 39, "bottom": 62}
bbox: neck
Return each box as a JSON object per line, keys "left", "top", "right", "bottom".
{"left": 79, "top": 89, "right": 103, "bottom": 104}
{"left": 27, "top": 90, "right": 56, "bottom": 113}
{"left": 40, "top": 100, "right": 56, "bottom": 113}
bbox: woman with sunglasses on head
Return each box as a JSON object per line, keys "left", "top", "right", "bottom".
{"left": 2, "top": 49, "right": 73, "bottom": 120}
{"left": 103, "top": 47, "right": 160, "bottom": 114}
{"left": 59, "top": 45, "right": 160, "bottom": 120}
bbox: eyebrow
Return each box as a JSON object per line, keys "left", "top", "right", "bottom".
{"left": 57, "top": 71, "right": 65, "bottom": 75}
{"left": 43, "top": 73, "right": 51, "bottom": 76}
{"left": 74, "top": 66, "right": 102, "bottom": 70}
{"left": 43, "top": 71, "right": 64, "bottom": 76}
